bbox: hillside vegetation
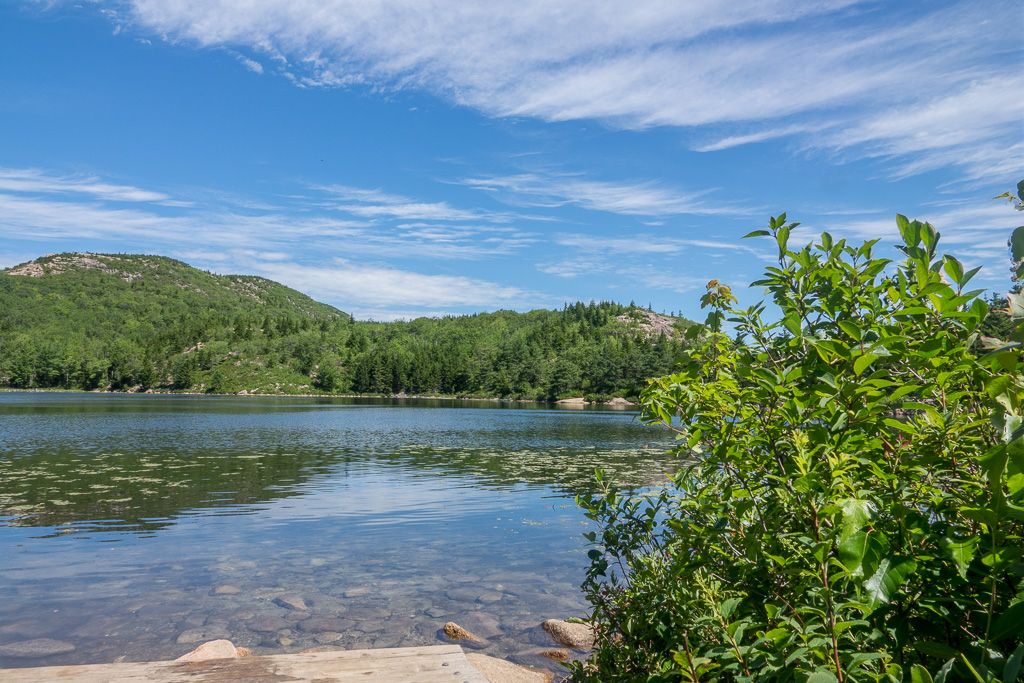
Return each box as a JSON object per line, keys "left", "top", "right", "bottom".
{"left": 0, "top": 252, "right": 692, "bottom": 400}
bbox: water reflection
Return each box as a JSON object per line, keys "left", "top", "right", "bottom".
{"left": 1, "top": 394, "right": 677, "bottom": 535}
{"left": 0, "top": 393, "right": 680, "bottom": 674}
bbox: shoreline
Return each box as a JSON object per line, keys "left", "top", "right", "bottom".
{"left": 0, "top": 388, "right": 637, "bottom": 406}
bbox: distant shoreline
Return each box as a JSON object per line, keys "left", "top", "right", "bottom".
{"left": 0, "top": 388, "right": 638, "bottom": 406}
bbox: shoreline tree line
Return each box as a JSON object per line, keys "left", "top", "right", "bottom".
{"left": 0, "top": 253, "right": 692, "bottom": 401}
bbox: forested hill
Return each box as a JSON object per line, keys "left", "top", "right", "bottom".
{"left": 0, "top": 252, "right": 694, "bottom": 400}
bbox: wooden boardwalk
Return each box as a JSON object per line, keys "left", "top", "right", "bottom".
{"left": 0, "top": 645, "right": 492, "bottom": 682}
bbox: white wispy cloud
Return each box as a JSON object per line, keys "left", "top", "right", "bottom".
{"left": 0, "top": 169, "right": 536, "bottom": 259}
{"left": 227, "top": 49, "right": 264, "bottom": 74}
{"left": 103, "top": 0, "right": 1021, "bottom": 180}
{"left": 318, "top": 184, "right": 511, "bottom": 222}
{"left": 462, "top": 173, "right": 748, "bottom": 217}
{"left": 556, "top": 233, "right": 769, "bottom": 259}
{"left": 0, "top": 166, "right": 174, "bottom": 203}
{"left": 250, "top": 259, "right": 536, "bottom": 308}
{"left": 0, "top": 166, "right": 547, "bottom": 314}
{"left": 815, "top": 74, "right": 1024, "bottom": 182}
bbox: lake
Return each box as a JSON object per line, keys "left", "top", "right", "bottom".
{"left": 0, "top": 393, "right": 679, "bottom": 674}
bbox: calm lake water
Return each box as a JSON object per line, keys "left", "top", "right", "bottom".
{"left": 0, "top": 393, "right": 680, "bottom": 674}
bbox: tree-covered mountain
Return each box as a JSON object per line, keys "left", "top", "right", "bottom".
{"left": 0, "top": 252, "right": 694, "bottom": 400}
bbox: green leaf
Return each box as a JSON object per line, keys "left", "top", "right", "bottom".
{"left": 778, "top": 223, "right": 791, "bottom": 258}
{"left": 961, "top": 265, "right": 983, "bottom": 288}
{"left": 961, "top": 506, "right": 998, "bottom": 530}
{"left": 807, "top": 672, "right": 838, "bottom": 683}
{"left": 743, "top": 229, "right": 771, "bottom": 239}
{"left": 1004, "top": 644, "right": 1024, "bottom": 683}
{"left": 864, "top": 556, "right": 917, "bottom": 611}
{"left": 911, "top": 664, "right": 934, "bottom": 683}
{"left": 914, "top": 642, "right": 961, "bottom": 659}
{"left": 854, "top": 353, "right": 878, "bottom": 376}
{"left": 1011, "top": 226, "right": 1024, "bottom": 264}
{"left": 991, "top": 600, "right": 1024, "bottom": 641}
{"left": 840, "top": 498, "right": 875, "bottom": 538}
{"left": 934, "top": 659, "right": 956, "bottom": 683}
{"left": 838, "top": 531, "right": 870, "bottom": 572}
{"left": 940, "top": 536, "right": 978, "bottom": 579}
{"left": 897, "top": 214, "right": 920, "bottom": 246}
{"left": 942, "top": 256, "right": 965, "bottom": 286}
{"left": 838, "top": 320, "right": 863, "bottom": 341}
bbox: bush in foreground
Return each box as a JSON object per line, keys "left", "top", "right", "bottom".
{"left": 574, "top": 214, "right": 1023, "bottom": 682}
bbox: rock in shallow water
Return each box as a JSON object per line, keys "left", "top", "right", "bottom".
{"left": 440, "top": 622, "right": 489, "bottom": 649}
{"left": 174, "top": 639, "right": 238, "bottom": 662}
{"left": 273, "top": 595, "right": 307, "bottom": 611}
{"left": 0, "top": 638, "right": 75, "bottom": 658}
{"left": 297, "top": 617, "right": 355, "bottom": 634}
{"left": 541, "top": 619, "right": 595, "bottom": 649}
{"left": 176, "top": 626, "right": 230, "bottom": 645}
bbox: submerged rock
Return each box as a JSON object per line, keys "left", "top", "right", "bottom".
{"left": 460, "top": 612, "right": 503, "bottom": 639}
{"left": 273, "top": 595, "right": 307, "bottom": 611}
{"left": 298, "top": 617, "right": 355, "bottom": 634}
{"left": 539, "top": 649, "right": 569, "bottom": 662}
{"left": 249, "top": 616, "right": 290, "bottom": 633}
{"left": 0, "top": 638, "right": 75, "bottom": 658}
{"left": 176, "top": 626, "right": 230, "bottom": 645}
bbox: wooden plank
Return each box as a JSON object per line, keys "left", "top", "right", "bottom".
{"left": 0, "top": 645, "right": 491, "bottom": 683}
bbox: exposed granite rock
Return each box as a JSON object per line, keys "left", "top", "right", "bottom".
{"left": 441, "top": 621, "right": 489, "bottom": 649}
{"left": 541, "top": 619, "right": 595, "bottom": 649}
{"left": 173, "top": 639, "right": 238, "bottom": 662}
{"left": 443, "top": 622, "right": 473, "bottom": 640}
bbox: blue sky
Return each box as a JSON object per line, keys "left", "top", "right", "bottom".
{"left": 1, "top": 1, "right": 1021, "bottom": 321}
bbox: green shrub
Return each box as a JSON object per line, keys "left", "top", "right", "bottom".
{"left": 574, "top": 214, "right": 1024, "bottom": 682}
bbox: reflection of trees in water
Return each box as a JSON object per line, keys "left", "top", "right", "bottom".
{"left": 387, "top": 444, "right": 681, "bottom": 494}
{"left": 0, "top": 397, "right": 681, "bottom": 536}
{"left": 0, "top": 446, "right": 341, "bottom": 535}
{"left": 0, "top": 443, "right": 681, "bottom": 536}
